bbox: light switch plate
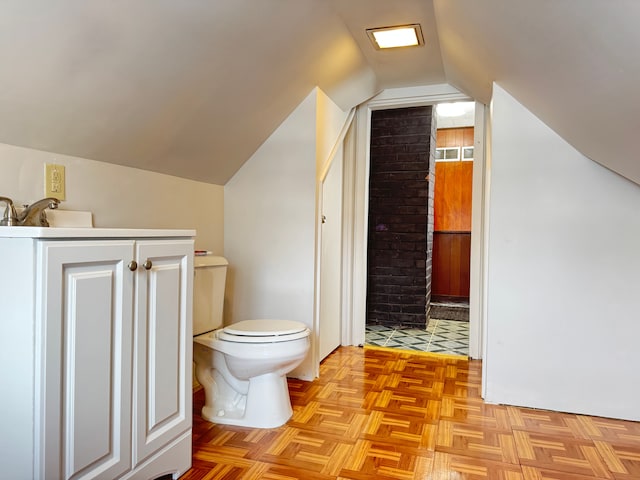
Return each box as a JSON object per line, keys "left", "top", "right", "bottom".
{"left": 45, "top": 163, "right": 66, "bottom": 201}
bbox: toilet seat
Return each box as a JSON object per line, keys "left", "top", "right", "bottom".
{"left": 218, "top": 319, "right": 309, "bottom": 344}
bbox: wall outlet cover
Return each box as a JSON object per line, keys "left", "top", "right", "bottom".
{"left": 45, "top": 163, "right": 66, "bottom": 201}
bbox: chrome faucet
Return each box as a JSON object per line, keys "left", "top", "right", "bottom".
{"left": 0, "top": 197, "right": 18, "bottom": 226}
{"left": 18, "top": 197, "right": 60, "bottom": 226}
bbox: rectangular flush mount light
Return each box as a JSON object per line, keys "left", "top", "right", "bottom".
{"left": 367, "top": 24, "right": 424, "bottom": 49}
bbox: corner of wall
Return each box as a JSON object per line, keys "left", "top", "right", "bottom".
{"left": 315, "top": 88, "right": 351, "bottom": 179}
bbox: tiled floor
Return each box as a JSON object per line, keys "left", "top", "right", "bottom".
{"left": 365, "top": 319, "right": 469, "bottom": 356}
{"left": 184, "top": 347, "right": 640, "bottom": 479}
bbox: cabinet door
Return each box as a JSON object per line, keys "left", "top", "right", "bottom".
{"left": 132, "top": 240, "right": 193, "bottom": 466}
{"left": 38, "top": 241, "right": 134, "bottom": 480}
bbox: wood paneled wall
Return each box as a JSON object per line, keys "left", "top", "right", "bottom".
{"left": 434, "top": 127, "right": 474, "bottom": 232}
{"left": 432, "top": 232, "right": 471, "bottom": 297}
{"left": 432, "top": 127, "right": 473, "bottom": 298}
{"left": 437, "top": 126, "right": 474, "bottom": 149}
{"left": 434, "top": 162, "right": 473, "bottom": 231}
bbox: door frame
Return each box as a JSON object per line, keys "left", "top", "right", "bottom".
{"left": 313, "top": 108, "right": 356, "bottom": 376}
{"left": 341, "top": 84, "right": 487, "bottom": 359}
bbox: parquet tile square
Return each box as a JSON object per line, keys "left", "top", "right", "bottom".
{"left": 513, "top": 430, "right": 613, "bottom": 478}
{"left": 520, "top": 465, "right": 611, "bottom": 480}
{"left": 440, "top": 396, "right": 512, "bottom": 430}
{"left": 594, "top": 440, "right": 640, "bottom": 479}
{"left": 431, "top": 451, "right": 524, "bottom": 479}
{"left": 182, "top": 346, "right": 640, "bottom": 480}
{"left": 507, "top": 407, "right": 602, "bottom": 441}
{"left": 436, "top": 419, "right": 519, "bottom": 464}
{"left": 580, "top": 417, "right": 640, "bottom": 447}
{"left": 338, "top": 439, "right": 433, "bottom": 480}
{"left": 369, "top": 388, "right": 442, "bottom": 421}
{"left": 290, "top": 401, "right": 369, "bottom": 440}
{"left": 361, "top": 410, "right": 438, "bottom": 449}
{"left": 260, "top": 427, "right": 355, "bottom": 476}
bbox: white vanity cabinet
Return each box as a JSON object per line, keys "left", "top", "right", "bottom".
{"left": 0, "top": 228, "right": 194, "bottom": 480}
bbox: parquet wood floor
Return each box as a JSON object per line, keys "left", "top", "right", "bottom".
{"left": 181, "top": 346, "right": 640, "bottom": 479}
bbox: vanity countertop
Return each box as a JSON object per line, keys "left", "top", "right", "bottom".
{"left": 0, "top": 226, "right": 196, "bottom": 239}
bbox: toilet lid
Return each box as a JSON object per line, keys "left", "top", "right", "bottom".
{"left": 219, "top": 319, "right": 309, "bottom": 343}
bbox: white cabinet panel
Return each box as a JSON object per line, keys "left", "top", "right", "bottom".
{"left": 66, "top": 271, "right": 116, "bottom": 476}
{"left": 39, "top": 241, "right": 134, "bottom": 480}
{"left": 133, "top": 240, "right": 193, "bottom": 467}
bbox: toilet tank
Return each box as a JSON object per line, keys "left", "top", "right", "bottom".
{"left": 193, "top": 256, "right": 228, "bottom": 336}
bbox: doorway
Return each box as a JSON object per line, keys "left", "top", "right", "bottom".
{"left": 364, "top": 103, "right": 474, "bottom": 356}
{"left": 344, "top": 88, "right": 485, "bottom": 359}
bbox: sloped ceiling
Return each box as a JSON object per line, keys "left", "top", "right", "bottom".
{"left": 434, "top": 0, "right": 640, "bottom": 186}
{"left": 1, "top": 1, "right": 638, "bottom": 185}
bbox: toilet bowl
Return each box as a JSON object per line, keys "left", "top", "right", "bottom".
{"left": 194, "top": 319, "right": 310, "bottom": 428}
{"left": 191, "top": 256, "right": 311, "bottom": 428}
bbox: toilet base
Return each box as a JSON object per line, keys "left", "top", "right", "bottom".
{"left": 202, "top": 372, "right": 293, "bottom": 429}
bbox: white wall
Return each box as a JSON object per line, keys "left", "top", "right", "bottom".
{"left": 225, "top": 90, "right": 317, "bottom": 379}
{"left": 0, "top": 143, "right": 224, "bottom": 251}
{"left": 484, "top": 84, "right": 640, "bottom": 421}
{"left": 224, "top": 88, "right": 348, "bottom": 380}
{"left": 316, "top": 89, "right": 350, "bottom": 178}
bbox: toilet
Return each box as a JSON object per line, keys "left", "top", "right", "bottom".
{"left": 192, "top": 256, "right": 310, "bottom": 428}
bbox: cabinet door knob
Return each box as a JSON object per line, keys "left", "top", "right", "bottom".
{"left": 128, "top": 260, "right": 138, "bottom": 271}
{"left": 143, "top": 259, "right": 153, "bottom": 270}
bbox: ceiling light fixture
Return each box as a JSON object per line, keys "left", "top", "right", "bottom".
{"left": 367, "top": 24, "right": 424, "bottom": 50}
{"left": 436, "top": 102, "right": 475, "bottom": 117}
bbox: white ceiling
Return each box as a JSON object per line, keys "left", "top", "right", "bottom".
{"left": 1, "top": 1, "right": 638, "bottom": 185}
